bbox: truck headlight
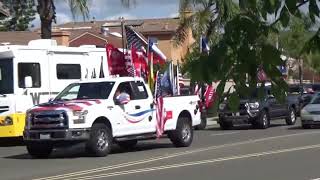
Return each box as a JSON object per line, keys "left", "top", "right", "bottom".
{"left": 73, "top": 110, "right": 88, "bottom": 124}
{"left": 25, "top": 112, "right": 32, "bottom": 128}
{"left": 219, "top": 104, "right": 226, "bottom": 110}
{"left": 248, "top": 102, "right": 259, "bottom": 109}
{"left": 300, "top": 108, "right": 309, "bottom": 116}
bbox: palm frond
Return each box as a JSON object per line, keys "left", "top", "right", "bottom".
{"left": 120, "top": 0, "right": 136, "bottom": 8}
{"left": 67, "top": 0, "right": 89, "bottom": 21}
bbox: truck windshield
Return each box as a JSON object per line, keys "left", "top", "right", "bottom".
{"left": 0, "top": 59, "right": 13, "bottom": 94}
{"left": 55, "top": 81, "right": 115, "bottom": 101}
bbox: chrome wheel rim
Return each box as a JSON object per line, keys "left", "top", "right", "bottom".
{"left": 97, "top": 130, "right": 108, "bottom": 151}
{"left": 291, "top": 110, "right": 296, "bottom": 123}
{"left": 182, "top": 124, "right": 191, "bottom": 141}
{"left": 263, "top": 114, "right": 268, "bottom": 126}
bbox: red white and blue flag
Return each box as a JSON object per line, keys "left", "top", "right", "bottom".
{"left": 155, "top": 72, "right": 165, "bottom": 137}
{"left": 125, "top": 26, "right": 166, "bottom": 64}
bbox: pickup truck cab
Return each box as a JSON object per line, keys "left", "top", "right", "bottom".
{"left": 218, "top": 85, "right": 298, "bottom": 129}
{"left": 23, "top": 77, "right": 201, "bottom": 158}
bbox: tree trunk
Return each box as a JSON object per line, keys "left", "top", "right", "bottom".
{"left": 37, "top": 0, "right": 56, "bottom": 39}
{"left": 40, "top": 19, "right": 52, "bottom": 39}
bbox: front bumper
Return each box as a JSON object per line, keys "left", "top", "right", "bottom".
{"left": 23, "top": 128, "right": 91, "bottom": 141}
{"left": 301, "top": 114, "right": 320, "bottom": 125}
{"left": 218, "top": 109, "right": 260, "bottom": 125}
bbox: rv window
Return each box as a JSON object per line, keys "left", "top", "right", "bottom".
{"left": 18, "top": 63, "right": 41, "bottom": 88}
{"left": 56, "top": 64, "right": 81, "bottom": 79}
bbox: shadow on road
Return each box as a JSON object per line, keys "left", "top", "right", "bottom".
{"left": 0, "top": 137, "right": 25, "bottom": 147}
{"left": 3, "top": 142, "right": 173, "bottom": 159}
{"left": 287, "top": 126, "right": 320, "bottom": 130}
{"left": 204, "top": 123, "right": 288, "bottom": 131}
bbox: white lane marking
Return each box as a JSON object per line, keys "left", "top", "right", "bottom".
{"left": 35, "top": 131, "right": 320, "bottom": 180}
{"left": 210, "top": 132, "right": 240, "bottom": 136}
{"left": 310, "top": 178, "right": 320, "bottom": 180}
{"left": 67, "top": 144, "right": 320, "bottom": 180}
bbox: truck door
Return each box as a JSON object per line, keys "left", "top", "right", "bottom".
{"left": 113, "top": 81, "right": 154, "bottom": 135}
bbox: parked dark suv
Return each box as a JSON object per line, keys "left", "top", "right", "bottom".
{"left": 218, "top": 86, "right": 299, "bottom": 129}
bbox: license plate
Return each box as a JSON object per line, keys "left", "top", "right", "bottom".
{"left": 40, "top": 133, "right": 50, "bottom": 139}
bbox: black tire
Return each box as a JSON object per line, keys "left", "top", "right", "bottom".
{"left": 168, "top": 117, "right": 193, "bottom": 147}
{"left": 195, "top": 117, "right": 207, "bottom": 130}
{"left": 26, "top": 142, "right": 53, "bottom": 158}
{"left": 85, "top": 123, "right": 112, "bottom": 157}
{"left": 286, "top": 107, "right": 297, "bottom": 125}
{"left": 254, "top": 110, "right": 270, "bottom": 129}
{"left": 219, "top": 119, "right": 233, "bottom": 130}
{"left": 117, "top": 139, "right": 138, "bottom": 150}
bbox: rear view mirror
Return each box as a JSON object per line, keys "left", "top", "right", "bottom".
{"left": 24, "top": 76, "right": 33, "bottom": 88}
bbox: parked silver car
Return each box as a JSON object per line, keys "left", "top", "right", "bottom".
{"left": 301, "top": 93, "right": 320, "bottom": 129}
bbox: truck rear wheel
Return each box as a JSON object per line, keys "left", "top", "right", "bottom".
{"left": 286, "top": 107, "right": 296, "bottom": 125}
{"left": 117, "top": 140, "right": 138, "bottom": 150}
{"left": 26, "top": 142, "right": 53, "bottom": 158}
{"left": 86, "top": 123, "right": 112, "bottom": 157}
{"left": 168, "top": 117, "right": 193, "bottom": 147}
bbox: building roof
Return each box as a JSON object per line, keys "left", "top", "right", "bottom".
{"left": 0, "top": 17, "right": 181, "bottom": 47}
{"left": 0, "top": 31, "right": 40, "bottom": 45}
{"left": 55, "top": 17, "right": 180, "bottom": 33}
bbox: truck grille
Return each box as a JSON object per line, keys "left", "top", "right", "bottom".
{"left": 30, "top": 110, "right": 68, "bottom": 130}
{"left": 0, "top": 106, "right": 9, "bottom": 113}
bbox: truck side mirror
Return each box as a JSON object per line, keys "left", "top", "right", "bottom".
{"left": 24, "top": 76, "right": 33, "bottom": 88}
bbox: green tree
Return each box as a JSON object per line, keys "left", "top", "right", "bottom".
{"left": 177, "top": 0, "right": 320, "bottom": 110}
{"left": 0, "top": 0, "right": 36, "bottom": 31}
{"left": 37, "top": 0, "right": 134, "bottom": 39}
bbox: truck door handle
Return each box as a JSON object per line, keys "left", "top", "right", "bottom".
{"left": 135, "top": 105, "right": 141, "bottom": 109}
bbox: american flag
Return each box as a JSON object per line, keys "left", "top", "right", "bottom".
{"left": 125, "top": 25, "right": 166, "bottom": 64}
{"left": 155, "top": 71, "right": 165, "bottom": 137}
{"left": 125, "top": 26, "right": 147, "bottom": 52}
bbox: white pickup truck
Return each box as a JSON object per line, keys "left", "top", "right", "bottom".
{"left": 23, "top": 77, "right": 201, "bottom": 158}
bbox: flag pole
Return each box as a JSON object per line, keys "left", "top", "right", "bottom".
{"left": 120, "top": 17, "right": 125, "bottom": 61}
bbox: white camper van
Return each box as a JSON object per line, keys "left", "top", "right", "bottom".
{"left": 0, "top": 39, "right": 109, "bottom": 138}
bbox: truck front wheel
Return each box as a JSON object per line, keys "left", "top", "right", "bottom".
{"left": 26, "top": 142, "right": 53, "bottom": 158}
{"left": 168, "top": 117, "right": 193, "bottom": 147}
{"left": 86, "top": 123, "right": 112, "bottom": 157}
{"left": 286, "top": 107, "right": 296, "bottom": 125}
{"left": 253, "top": 110, "right": 270, "bottom": 129}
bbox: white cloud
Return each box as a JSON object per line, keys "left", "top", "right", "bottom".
{"left": 105, "top": 13, "right": 138, "bottom": 20}
{"left": 55, "top": 12, "right": 73, "bottom": 25}
{"left": 169, "top": 12, "right": 179, "bottom": 18}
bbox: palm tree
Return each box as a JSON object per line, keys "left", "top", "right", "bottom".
{"left": 38, "top": 0, "right": 134, "bottom": 39}
{"left": 175, "top": 0, "right": 239, "bottom": 46}
{"left": 37, "top": 0, "right": 89, "bottom": 39}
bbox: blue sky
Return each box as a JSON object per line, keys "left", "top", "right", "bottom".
{"left": 32, "top": 0, "right": 180, "bottom": 27}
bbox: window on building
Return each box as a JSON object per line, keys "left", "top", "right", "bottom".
{"left": 56, "top": 64, "right": 81, "bottom": 79}
{"left": 18, "top": 63, "right": 41, "bottom": 88}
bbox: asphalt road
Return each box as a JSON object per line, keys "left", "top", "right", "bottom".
{"left": 1, "top": 119, "right": 320, "bottom": 180}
